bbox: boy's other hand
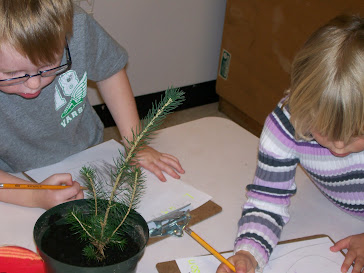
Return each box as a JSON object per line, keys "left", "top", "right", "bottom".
{"left": 135, "top": 145, "right": 185, "bottom": 182}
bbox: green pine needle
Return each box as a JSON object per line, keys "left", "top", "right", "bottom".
{"left": 66, "top": 87, "right": 185, "bottom": 261}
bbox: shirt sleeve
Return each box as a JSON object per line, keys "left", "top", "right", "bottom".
{"left": 234, "top": 101, "right": 300, "bottom": 271}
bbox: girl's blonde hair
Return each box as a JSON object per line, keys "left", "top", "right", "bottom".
{"left": 287, "top": 14, "right": 364, "bottom": 144}
{"left": 0, "top": 0, "right": 73, "bottom": 66}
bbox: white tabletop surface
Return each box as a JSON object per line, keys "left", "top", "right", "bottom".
{"left": 1, "top": 117, "right": 364, "bottom": 273}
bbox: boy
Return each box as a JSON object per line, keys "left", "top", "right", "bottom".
{"left": 0, "top": 0, "right": 184, "bottom": 209}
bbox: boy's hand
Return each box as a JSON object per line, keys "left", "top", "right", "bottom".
{"left": 136, "top": 145, "right": 185, "bottom": 182}
{"left": 36, "top": 173, "right": 84, "bottom": 209}
{"left": 330, "top": 233, "right": 364, "bottom": 273}
{"left": 217, "top": 250, "right": 257, "bottom": 273}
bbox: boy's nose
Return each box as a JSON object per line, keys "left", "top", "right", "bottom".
{"left": 25, "top": 75, "right": 42, "bottom": 90}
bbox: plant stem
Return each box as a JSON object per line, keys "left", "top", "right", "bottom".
{"left": 110, "top": 171, "right": 139, "bottom": 238}
{"left": 85, "top": 172, "right": 98, "bottom": 216}
{"left": 71, "top": 212, "right": 97, "bottom": 241}
{"left": 101, "top": 97, "right": 173, "bottom": 238}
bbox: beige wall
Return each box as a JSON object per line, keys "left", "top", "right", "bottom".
{"left": 77, "top": 0, "right": 227, "bottom": 105}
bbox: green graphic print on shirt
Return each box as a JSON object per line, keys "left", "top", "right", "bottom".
{"left": 54, "top": 70, "right": 88, "bottom": 128}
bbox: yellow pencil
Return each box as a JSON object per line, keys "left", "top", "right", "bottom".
{"left": 0, "top": 183, "right": 88, "bottom": 190}
{"left": 184, "top": 227, "right": 236, "bottom": 272}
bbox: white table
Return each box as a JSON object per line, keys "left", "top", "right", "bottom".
{"left": 1, "top": 117, "right": 364, "bottom": 273}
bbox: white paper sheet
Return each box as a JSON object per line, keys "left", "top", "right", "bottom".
{"left": 176, "top": 252, "right": 232, "bottom": 273}
{"left": 25, "top": 139, "right": 211, "bottom": 222}
{"left": 175, "top": 236, "right": 345, "bottom": 273}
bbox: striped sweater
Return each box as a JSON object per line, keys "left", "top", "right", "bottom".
{"left": 234, "top": 100, "right": 364, "bottom": 271}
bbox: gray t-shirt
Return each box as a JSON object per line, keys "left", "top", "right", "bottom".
{"left": 0, "top": 6, "right": 128, "bottom": 173}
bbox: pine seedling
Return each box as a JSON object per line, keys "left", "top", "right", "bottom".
{"left": 66, "top": 87, "right": 185, "bottom": 261}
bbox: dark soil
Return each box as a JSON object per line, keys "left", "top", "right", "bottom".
{"left": 41, "top": 223, "right": 140, "bottom": 267}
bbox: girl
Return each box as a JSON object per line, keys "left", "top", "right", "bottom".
{"left": 217, "top": 14, "right": 364, "bottom": 273}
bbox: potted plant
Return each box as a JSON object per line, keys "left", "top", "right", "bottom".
{"left": 33, "top": 87, "right": 185, "bottom": 273}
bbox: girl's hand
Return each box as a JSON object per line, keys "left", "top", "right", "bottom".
{"left": 330, "top": 233, "right": 364, "bottom": 273}
{"left": 36, "top": 173, "right": 84, "bottom": 209}
{"left": 136, "top": 146, "right": 185, "bottom": 182}
{"left": 217, "top": 251, "right": 257, "bottom": 273}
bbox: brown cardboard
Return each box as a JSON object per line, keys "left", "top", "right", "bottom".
{"left": 217, "top": 0, "right": 364, "bottom": 135}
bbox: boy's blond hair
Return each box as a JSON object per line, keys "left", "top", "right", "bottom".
{"left": 0, "top": 0, "right": 73, "bottom": 66}
{"left": 287, "top": 14, "right": 364, "bottom": 144}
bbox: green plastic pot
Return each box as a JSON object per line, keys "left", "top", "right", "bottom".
{"left": 34, "top": 199, "right": 149, "bottom": 273}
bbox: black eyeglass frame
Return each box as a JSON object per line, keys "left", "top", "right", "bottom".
{"left": 0, "top": 41, "right": 72, "bottom": 87}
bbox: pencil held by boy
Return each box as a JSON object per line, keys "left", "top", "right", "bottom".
{"left": 0, "top": 0, "right": 184, "bottom": 210}
{"left": 217, "top": 14, "right": 364, "bottom": 273}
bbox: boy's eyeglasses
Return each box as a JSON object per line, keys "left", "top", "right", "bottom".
{"left": 0, "top": 42, "right": 72, "bottom": 87}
